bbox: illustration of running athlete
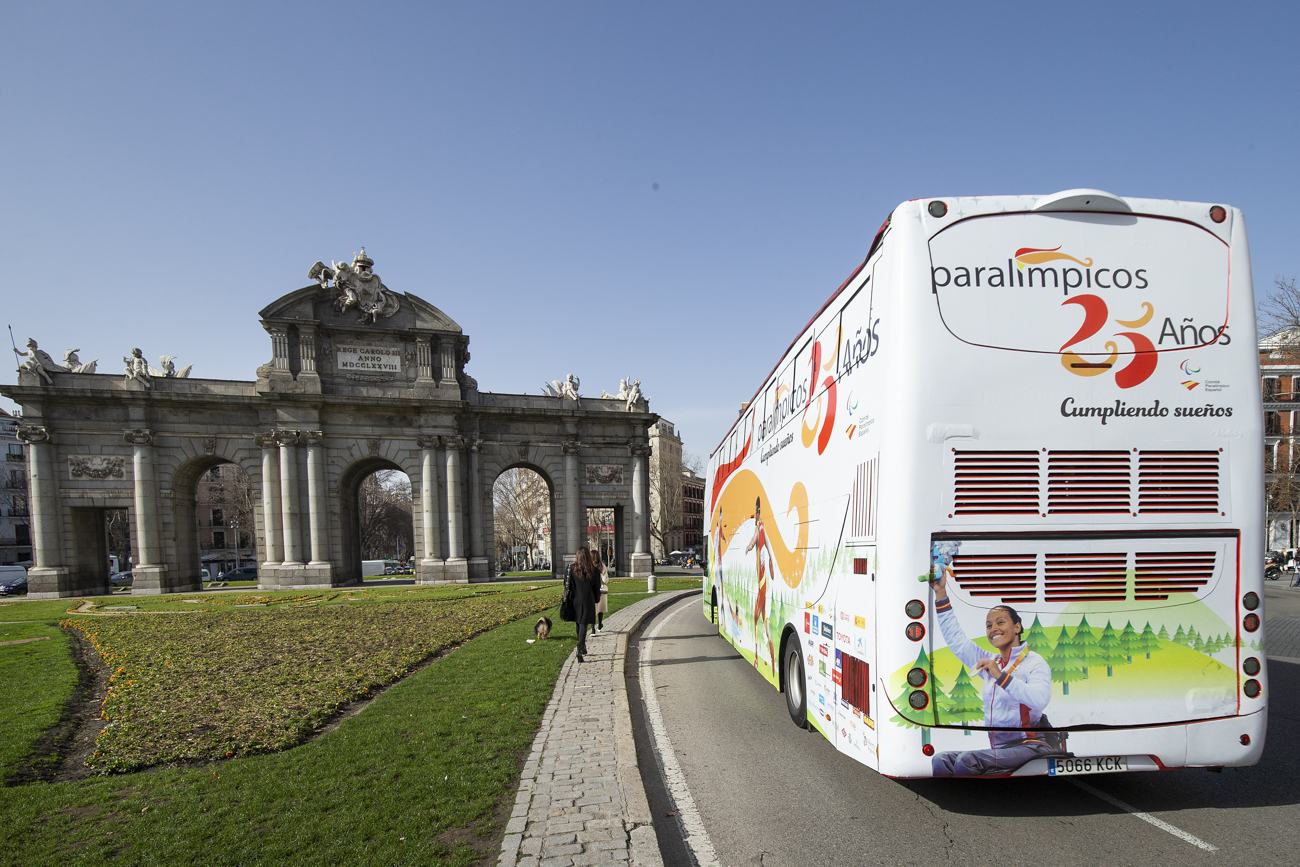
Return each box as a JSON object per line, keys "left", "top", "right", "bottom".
{"left": 744, "top": 497, "right": 778, "bottom": 670}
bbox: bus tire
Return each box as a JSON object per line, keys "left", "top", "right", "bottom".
{"left": 784, "top": 639, "right": 809, "bottom": 729}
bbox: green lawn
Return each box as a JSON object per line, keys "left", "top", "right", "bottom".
{"left": 0, "top": 589, "right": 651, "bottom": 866}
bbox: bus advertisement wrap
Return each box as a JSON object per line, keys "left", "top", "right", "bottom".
{"left": 704, "top": 191, "right": 1266, "bottom": 779}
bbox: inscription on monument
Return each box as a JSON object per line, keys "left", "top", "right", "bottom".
{"left": 335, "top": 344, "right": 402, "bottom": 374}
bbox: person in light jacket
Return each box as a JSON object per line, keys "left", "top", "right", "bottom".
{"left": 929, "top": 568, "right": 1054, "bottom": 776}
{"left": 593, "top": 550, "right": 610, "bottom": 630}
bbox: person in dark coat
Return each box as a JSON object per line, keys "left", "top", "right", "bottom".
{"left": 566, "top": 546, "right": 600, "bottom": 662}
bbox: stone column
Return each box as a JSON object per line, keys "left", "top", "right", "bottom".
{"left": 416, "top": 339, "right": 435, "bottom": 383}
{"left": 563, "top": 438, "right": 582, "bottom": 565}
{"left": 270, "top": 327, "right": 291, "bottom": 372}
{"left": 467, "top": 439, "right": 488, "bottom": 581}
{"left": 303, "top": 431, "right": 330, "bottom": 570}
{"left": 277, "top": 430, "right": 303, "bottom": 566}
{"left": 439, "top": 338, "right": 457, "bottom": 384}
{"left": 443, "top": 436, "right": 468, "bottom": 582}
{"left": 255, "top": 433, "right": 283, "bottom": 567}
{"left": 125, "top": 428, "right": 172, "bottom": 593}
{"left": 629, "top": 442, "right": 654, "bottom": 582}
{"left": 16, "top": 425, "right": 73, "bottom": 599}
{"left": 417, "top": 435, "right": 444, "bottom": 583}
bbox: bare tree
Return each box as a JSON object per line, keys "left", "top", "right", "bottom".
{"left": 649, "top": 456, "right": 683, "bottom": 556}
{"left": 205, "top": 464, "right": 258, "bottom": 557}
{"left": 682, "top": 450, "right": 705, "bottom": 476}
{"left": 493, "top": 468, "right": 550, "bottom": 570}
{"left": 1259, "top": 276, "right": 1300, "bottom": 347}
{"left": 358, "top": 470, "right": 414, "bottom": 560}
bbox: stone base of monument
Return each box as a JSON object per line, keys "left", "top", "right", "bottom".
{"left": 131, "top": 565, "right": 199, "bottom": 596}
{"left": 443, "top": 558, "right": 470, "bottom": 583}
{"left": 469, "top": 557, "right": 490, "bottom": 582}
{"left": 629, "top": 553, "right": 654, "bottom": 581}
{"left": 417, "top": 558, "right": 446, "bottom": 584}
{"left": 26, "top": 566, "right": 96, "bottom": 600}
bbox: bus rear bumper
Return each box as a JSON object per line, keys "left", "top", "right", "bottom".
{"left": 1004, "top": 711, "right": 1266, "bottom": 777}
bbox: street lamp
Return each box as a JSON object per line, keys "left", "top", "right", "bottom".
{"left": 230, "top": 515, "right": 240, "bottom": 570}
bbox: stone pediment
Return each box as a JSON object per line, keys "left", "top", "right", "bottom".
{"left": 259, "top": 287, "right": 462, "bottom": 336}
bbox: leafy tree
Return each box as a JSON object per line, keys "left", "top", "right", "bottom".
{"left": 1139, "top": 622, "right": 1159, "bottom": 659}
{"left": 1118, "top": 621, "right": 1139, "bottom": 663}
{"left": 1049, "top": 625, "right": 1086, "bottom": 695}
{"left": 1024, "top": 615, "right": 1052, "bottom": 655}
{"left": 941, "top": 666, "right": 984, "bottom": 734}
{"left": 1096, "top": 621, "right": 1125, "bottom": 676}
{"left": 1073, "top": 616, "right": 1099, "bottom": 677}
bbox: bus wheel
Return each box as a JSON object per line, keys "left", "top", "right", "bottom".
{"left": 784, "top": 640, "right": 809, "bottom": 729}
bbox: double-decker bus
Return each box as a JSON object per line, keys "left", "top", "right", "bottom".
{"left": 704, "top": 190, "right": 1266, "bottom": 778}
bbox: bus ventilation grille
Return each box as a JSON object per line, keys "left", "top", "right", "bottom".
{"left": 951, "top": 554, "right": 1037, "bottom": 602}
{"left": 840, "top": 653, "right": 870, "bottom": 716}
{"left": 1046, "top": 450, "right": 1131, "bottom": 513}
{"left": 1044, "top": 552, "right": 1128, "bottom": 601}
{"left": 1134, "top": 551, "right": 1216, "bottom": 600}
{"left": 1137, "top": 451, "right": 1220, "bottom": 513}
{"left": 952, "top": 450, "right": 1040, "bottom": 514}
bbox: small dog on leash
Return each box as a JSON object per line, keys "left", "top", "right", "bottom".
{"left": 535, "top": 616, "right": 553, "bottom": 640}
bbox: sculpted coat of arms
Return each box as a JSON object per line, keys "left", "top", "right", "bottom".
{"left": 308, "top": 248, "right": 401, "bottom": 325}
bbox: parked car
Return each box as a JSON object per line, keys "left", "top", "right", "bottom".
{"left": 110, "top": 571, "right": 133, "bottom": 587}
{"left": 216, "top": 565, "right": 258, "bottom": 582}
{"left": 0, "top": 566, "right": 28, "bottom": 596}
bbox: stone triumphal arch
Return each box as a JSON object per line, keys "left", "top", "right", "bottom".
{"left": 2, "top": 251, "right": 657, "bottom": 598}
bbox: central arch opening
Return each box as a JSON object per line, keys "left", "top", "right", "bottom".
{"left": 492, "top": 467, "right": 552, "bottom": 576}
{"left": 339, "top": 459, "right": 414, "bottom": 583}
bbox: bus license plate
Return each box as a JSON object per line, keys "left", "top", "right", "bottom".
{"left": 1049, "top": 756, "right": 1128, "bottom": 776}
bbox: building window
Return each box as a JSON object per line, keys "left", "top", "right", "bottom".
{"left": 15, "top": 525, "right": 30, "bottom": 546}
{"left": 211, "top": 508, "right": 224, "bottom": 526}
{"left": 1266, "top": 412, "right": 1281, "bottom": 436}
{"left": 11, "top": 495, "right": 26, "bottom": 517}
{"left": 1264, "top": 377, "right": 1279, "bottom": 402}
{"left": 212, "top": 530, "right": 226, "bottom": 549}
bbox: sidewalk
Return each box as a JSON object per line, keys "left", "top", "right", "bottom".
{"left": 497, "top": 590, "right": 696, "bottom": 867}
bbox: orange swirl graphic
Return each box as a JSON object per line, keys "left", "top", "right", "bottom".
{"left": 1062, "top": 341, "right": 1118, "bottom": 376}
{"left": 710, "top": 469, "right": 810, "bottom": 588}
{"left": 1015, "top": 246, "right": 1094, "bottom": 269}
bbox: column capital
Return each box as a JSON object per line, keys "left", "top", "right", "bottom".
{"left": 468, "top": 438, "right": 481, "bottom": 454}
{"left": 253, "top": 431, "right": 277, "bottom": 448}
{"left": 15, "top": 424, "right": 50, "bottom": 444}
{"left": 417, "top": 434, "right": 441, "bottom": 449}
{"left": 443, "top": 435, "right": 465, "bottom": 452}
{"left": 123, "top": 428, "right": 156, "bottom": 446}
{"left": 301, "top": 430, "right": 325, "bottom": 447}
{"left": 628, "top": 443, "right": 651, "bottom": 458}
{"left": 563, "top": 437, "right": 582, "bottom": 455}
{"left": 275, "top": 429, "right": 300, "bottom": 447}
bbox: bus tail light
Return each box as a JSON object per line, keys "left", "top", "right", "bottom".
{"left": 905, "top": 599, "right": 925, "bottom": 619}
{"left": 907, "top": 667, "right": 928, "bottom": 687}
{"left": 1210, "top": 206, "right": 1226, "bottom": 223}
{"left": 905, "top": 622, "right": 926, "bottom": 641}
{"left": 922, "top": 743, "right": 935, "bottom": 756}
{"left": 1243, "top": 613, "right": 1260, "bottom": 632}
{"left": 1244, "top": 680, "right": 1261, "bottom": 698}
{"left": 1243, "top": 591, "right": 1259, "bottom": 610}
{"left": 1240, "top": 734, "right": 1251, "bottom": 746}
{"left": 928, "top": 201, "right": 948, "bottom": 218}
{"left": 908, "top": 690, "right": 929, "bottom": 710}
{"left": 1243, "top": 657, "right": 1260, "bottom": 676}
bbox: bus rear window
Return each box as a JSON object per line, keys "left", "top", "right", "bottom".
{"left": 929, "top": 212, "right": 1230, "bottom": 356}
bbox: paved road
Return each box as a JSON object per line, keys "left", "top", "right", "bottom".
{"left": 631, "top": 593, "right": 1300, "bottom": 867}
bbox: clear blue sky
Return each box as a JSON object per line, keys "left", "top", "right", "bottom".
{"left": 3, "top": 2, "right": 1296, "bottom": 460}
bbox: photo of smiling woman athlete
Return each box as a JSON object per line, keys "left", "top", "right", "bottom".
{"left": 929, "top": 568, "right": 1054, "bottom": 776}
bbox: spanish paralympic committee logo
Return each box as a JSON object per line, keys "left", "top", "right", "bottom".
{"left": 1180, "top": 359, "right": 1201, "bottom": 390}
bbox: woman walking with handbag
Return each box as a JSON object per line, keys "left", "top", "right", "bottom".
{"left": 565, "top": 546, "right": 599, "bottom": 662}
{"left": 593, "top": 549, "right": 610, "bottom": 630}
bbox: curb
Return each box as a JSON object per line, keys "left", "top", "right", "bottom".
{"left": 498, "top": 589, "right": 698, "bottom": 867}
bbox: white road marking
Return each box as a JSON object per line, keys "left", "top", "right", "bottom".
{"left": 641, "top": 598, "right": 721, "bottom": 867}
{"left": 1071, "top": 779, "right": 1218, "bottom": 852}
